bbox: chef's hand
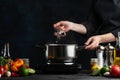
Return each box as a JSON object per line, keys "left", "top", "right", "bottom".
{"left": 85, "top": 35, "right": 102, "bottom": 50}
{"left": 53, "top": 21, "right": 75, "bottom": 38}
{"left": 53, "top": 21, "right": 74, "bottom": 32}
{"left": 53, "top": 21, "right": 87, "bottom": 38}
{"left": 85, "top": 33, "right": 116, "bottom": 50}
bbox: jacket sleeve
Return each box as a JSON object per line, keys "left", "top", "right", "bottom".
{"left": 82, "top": 0, "right": 120, "bottom": 37}
{"left": 109, "top": 0, "right": 120, "bottom": 37}
{"left": 99, "top": 0, "right": 120, "bottom": 37}
{"left": 81, "top": 0, "right": 99, "bottom": 37}
{"left": 81, "top": 13, "right": 98, "bottom": 37}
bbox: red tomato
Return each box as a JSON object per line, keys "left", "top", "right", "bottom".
{"left": 0, "top": 66, "right": 5, "bottom": 76}
{"left": 110, "top": 65, "right": 120, "bottom": 77}
{"left": 11, "top": 72, "right": 20, "bottom": 77}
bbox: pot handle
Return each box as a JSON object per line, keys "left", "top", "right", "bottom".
{"left": 35, "top": 44, "right": 46, "bottom": 51}
{"left": 76, "top": 45, "right": 86, "bottom": 50}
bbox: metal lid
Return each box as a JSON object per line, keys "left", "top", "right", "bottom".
{"left": 97, "top": 45, "right": 105, "bottom": 50}
{"left": 106, "top": 43, "right": 114, "bottom": 50}
{"left": 90, "top": 58, "right": 98, "bottom": 62}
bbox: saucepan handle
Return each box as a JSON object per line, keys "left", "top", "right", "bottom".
{"left": 35, "top": 44, "right": 46, "bottom": 51}
{"left": 76, "top": 45, "right": 86, "bottom": 50}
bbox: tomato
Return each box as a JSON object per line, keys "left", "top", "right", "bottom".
{"left": 11, "top": 72, "right": 20, "bottom": 77}
{"left": 110, "top": 65, "right": 120, "bottom": 77}
{"left": 0, "top": 66, "right": 5, "bottom": 76}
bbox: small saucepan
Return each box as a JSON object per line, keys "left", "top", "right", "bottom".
{"left": 36, "top": 43, "right": 85, "bottom": 63}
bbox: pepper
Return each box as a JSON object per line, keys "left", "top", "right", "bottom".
{"left": 14, "top": 59, "right": 24, "bottom": 67}
{"left": 11, "top": 65, "right": 19, "bottom": 72}
{"left": 10, "top": 59, "right": 24, "bottom": 72}
{"left": 4, "top": 64, "right": 9, "bottom": 71}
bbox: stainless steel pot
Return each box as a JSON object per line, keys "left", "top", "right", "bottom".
{"left": 46, "top": 44, "right": 76, "bottom": 59}
{"left": 36, "top": 43, "right": 85, "bottom": 63}
{"left": 45, "top": 44, "right": 85, "bottom": 63}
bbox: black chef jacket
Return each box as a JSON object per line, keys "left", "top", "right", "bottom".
{"left": 82, "top": 0, "right": 120, "bottom": 38}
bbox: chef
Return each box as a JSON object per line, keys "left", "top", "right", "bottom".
{"left": 53, "top": 0, "right": 120, "bottom": 50}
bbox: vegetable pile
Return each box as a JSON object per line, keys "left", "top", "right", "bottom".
{"left": 91, "top": 64, "right": 120, "bottom": 77}
{"left": 0, "top": 57, "right": 35, "bottom": 77}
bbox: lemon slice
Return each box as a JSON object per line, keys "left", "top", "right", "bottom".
{"left": 27, "top": 68, "right": 36, "bottom": 74}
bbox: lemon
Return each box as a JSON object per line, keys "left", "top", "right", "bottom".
{"left": 91, "top": 65, "right": 101, "bottom": 76}
{"left": 91, "top": 65, "right": 100, "bottom": 71}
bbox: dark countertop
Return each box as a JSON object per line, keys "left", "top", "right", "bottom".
{"left": 1, "top": 70, "right": 120, "bottom": 80}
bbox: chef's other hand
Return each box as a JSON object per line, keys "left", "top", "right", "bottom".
{"left": 85, "top": 35, "right": 102, "bottom": 50}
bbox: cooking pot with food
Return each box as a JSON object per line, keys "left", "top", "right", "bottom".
{"left": 36, "top": 30, "right": 85, "bottom": 64}
{"left": 36, "top": 43, "right": 84, "bottom": 64}
{"left": 46, "top": 44, "right": 76, "bottom": 59}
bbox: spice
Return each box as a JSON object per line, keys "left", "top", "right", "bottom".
{"left": 90, "top": 58, "right": 98, "bottom": 67}
{"left": 96, "top": 45, "right": 105, "bottom": 68}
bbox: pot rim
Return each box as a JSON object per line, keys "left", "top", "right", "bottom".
{"left": 46, "top": 44, "right": 77, "bottom": 46}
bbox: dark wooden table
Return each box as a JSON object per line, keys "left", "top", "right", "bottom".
{"left": 1, "top": 70, "right": 120, "bottom": 80}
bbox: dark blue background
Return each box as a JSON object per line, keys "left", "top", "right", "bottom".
{"left": 0, "top": 0, "right": 95, "bottom": 69}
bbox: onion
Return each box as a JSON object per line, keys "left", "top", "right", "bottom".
{"left": 5, "top": 71, "right": 11, "bottom": 77}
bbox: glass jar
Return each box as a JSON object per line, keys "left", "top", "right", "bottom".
{"left": 22, "top": 58, "right": 30, "bottom": 68}
{"left": 90, "top": 58, "right": 98, "bottom": 68}
{"left": 113, "top": 32, "right": 120, "bottom": 66}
